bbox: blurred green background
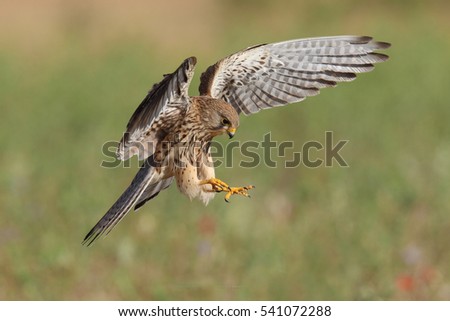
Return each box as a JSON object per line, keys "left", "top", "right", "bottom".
{"left": 1, "top": 0, "right": 449, "bottom": 300}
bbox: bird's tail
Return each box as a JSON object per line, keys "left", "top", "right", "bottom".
{"left": 82, "top": 159, "right": 158, "bottom": 246}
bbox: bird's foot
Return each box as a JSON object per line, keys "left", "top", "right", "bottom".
{"left": 200, "top": 178, "right": 230, "bottom": 192}
{"left": 200, "top": 178, "right": 255, "bottom": 202}
{"left": 224, "top": 185, "right": 255, "bottom": 203}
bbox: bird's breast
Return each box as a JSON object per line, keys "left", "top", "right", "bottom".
{"left": 174, "top": 149, "right": 216, "bottom": 205}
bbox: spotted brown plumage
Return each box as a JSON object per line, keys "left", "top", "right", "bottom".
{"left": 83, "top": 35, "right": 390, "bottom": 245}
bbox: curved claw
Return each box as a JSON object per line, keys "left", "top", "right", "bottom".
{"left": 200, "top": 178, "right": 255, "bottom": 202}
{"left": 224, "top": 185, "right": 255, "bottom": 202}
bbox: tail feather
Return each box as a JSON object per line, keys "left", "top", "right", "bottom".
{"left": 134, "top": 177, "right": 174, "bottom": 211}
{"left": 82, "top": 159, "right": 158, "bottom": 246}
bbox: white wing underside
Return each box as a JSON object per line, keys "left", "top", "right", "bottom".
{"left": 199, "top": 36, "right": 390, "bottom": 115}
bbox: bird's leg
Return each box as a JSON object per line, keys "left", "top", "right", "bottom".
{"left": 199, "top": 178, "right": 255, "bottom": 202}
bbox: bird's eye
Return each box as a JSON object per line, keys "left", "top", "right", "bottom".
{"left": 222, "top": 118, "right": 231, "bottom": 126}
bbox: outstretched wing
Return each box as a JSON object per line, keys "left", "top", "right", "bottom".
{"left": 118, "top": 57, "right": 197, "bottom": 160}
{"left": 199, "top": 36, "right": 390, "bottom": 115}
{"left": 82, "top": 157, "right": 164, "bottom": 246}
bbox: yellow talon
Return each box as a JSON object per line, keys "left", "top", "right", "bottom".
{"left": 200, "top": 179, "right": 255, "bottom": 202}
{"left": 224, "top": 185, "right": 255, "bottom": 203}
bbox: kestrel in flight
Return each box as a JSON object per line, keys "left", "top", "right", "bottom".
{"left": 83, "top": 35, "right": 390, "bottom": 245}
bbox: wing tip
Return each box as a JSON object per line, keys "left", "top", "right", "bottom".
{"left": 186, "top": 56, "right": 197, "bottom": 69}
{"left": 370, "top": 52, "right": 390, "bottom": 62}
{"left": 353, "top": 35, "right": 392, "bottom": 50}
{"left": 352, "top": 35, "right": 373, "bottom": 44}
{"left": 373, "top": 41, "right": 391, "bottom": 49}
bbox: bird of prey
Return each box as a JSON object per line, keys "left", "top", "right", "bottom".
{"left": 83, "top": 35, "right": 390, "bottom": 245}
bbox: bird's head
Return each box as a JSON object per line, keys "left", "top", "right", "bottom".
{"left": 197, "top": 97, "right": 240, "bottom": 139}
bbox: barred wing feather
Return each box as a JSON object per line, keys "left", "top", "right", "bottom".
{"left": 199, "top": 36, "right": 390, "bottom": 115}
{"left": 118, "top": 57, "right": 197, "bottom": 160}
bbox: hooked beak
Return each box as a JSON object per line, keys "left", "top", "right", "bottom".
{"left": 227, "top": 127, "right": 236, "bottom": 139}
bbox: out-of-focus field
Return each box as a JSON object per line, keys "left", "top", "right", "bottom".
{"left": 1, "top": 0, "right": 450, "bottom": 300}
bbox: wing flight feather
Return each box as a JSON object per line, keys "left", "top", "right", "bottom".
{"left": 199, "top": 36, "right": 390, "bottom": 115}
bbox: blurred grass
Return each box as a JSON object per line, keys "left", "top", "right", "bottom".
{"left": 1, "top": 0, "right": 450, "bottom": 300}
